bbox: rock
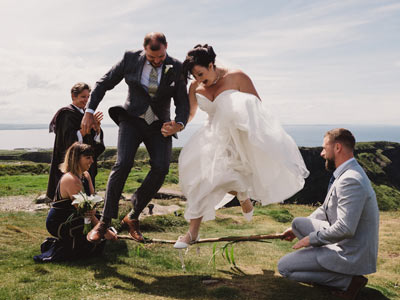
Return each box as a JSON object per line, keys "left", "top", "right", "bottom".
{"left": 35, "top": 194, "right": 52, "bottom": 204}
{"left": 155, "top": 188, "right": 186, "bottom": 200}
{"left": 140, "top": 203, "right": 181, "bottom": 218}
{"left": 34, "top": 204, "right": 49, "bottom": 211}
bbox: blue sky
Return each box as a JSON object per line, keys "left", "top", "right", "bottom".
{"left": 1, "top": 0, "right": 399, "bottom": 125}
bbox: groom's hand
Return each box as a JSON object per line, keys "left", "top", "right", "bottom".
{"left": 293, "top": 236, "right": 310, "bottom": 250}
{"left": 161, "top": 121, "right": 183, "bottom": 137}
{"left": 81, "top": 112, "right": 95, "bottom": 135}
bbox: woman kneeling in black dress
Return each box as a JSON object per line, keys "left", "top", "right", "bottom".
{"left": 35, "top": 142, "right": 117, "bottom": 262}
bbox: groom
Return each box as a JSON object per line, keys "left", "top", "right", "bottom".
{"left": 81, "top": 32, "right": 189, "bottom": 243}
{"left": 278, "top": 128, "right": 379, "bottom": 300}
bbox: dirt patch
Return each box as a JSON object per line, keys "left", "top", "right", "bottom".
{"left": 0, "top": 195, "right": 49, "bottom": 212}
{"left": 0, "top": 188, "right": 185, "bottom": 214}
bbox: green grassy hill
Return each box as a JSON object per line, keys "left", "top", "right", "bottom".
{"left": 287, "top": 142, "right": 400, "bottom": 211}
{"left": 2, "top": 142, "right": 400, "bottom": 210}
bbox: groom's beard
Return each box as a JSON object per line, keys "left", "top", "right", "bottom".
{"left": 325, "top": 158, "right": 336, "bottom": 171}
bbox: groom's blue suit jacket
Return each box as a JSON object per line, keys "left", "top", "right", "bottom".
{"left": 88, "top": 50, "right": 189, "bottom": 126}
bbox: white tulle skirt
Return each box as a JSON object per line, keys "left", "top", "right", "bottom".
{"left": 179, "top": 90, "right": 309, "bottom": 221}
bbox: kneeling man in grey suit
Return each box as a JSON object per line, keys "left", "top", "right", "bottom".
{"left": 278, "top": 128, "right": 379, "bottom": 300}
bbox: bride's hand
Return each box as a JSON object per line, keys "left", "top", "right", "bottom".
{"left": 161, "top": 121, "right": 182, "bottom": 137}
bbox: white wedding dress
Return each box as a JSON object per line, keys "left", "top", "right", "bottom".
{"left": 179, "top": 89, "right": 309, "bottom": 221}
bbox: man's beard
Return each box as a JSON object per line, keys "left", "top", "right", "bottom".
{"left": 325, "top": 158, "right": 336, "bottom": 171}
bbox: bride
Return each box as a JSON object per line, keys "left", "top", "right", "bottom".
{"left": 170, "top": 44, "right": 309, "bottom": 249}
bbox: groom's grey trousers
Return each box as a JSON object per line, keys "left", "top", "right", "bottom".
{"left": 278, "top": 217, "right": 353, "bottom": 290}
{"left": 102, "top": 119, "right": 172, "bottom": 219}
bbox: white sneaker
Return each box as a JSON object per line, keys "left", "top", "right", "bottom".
{"left": 173, "top": 231, "right": 199, "bottom": 249}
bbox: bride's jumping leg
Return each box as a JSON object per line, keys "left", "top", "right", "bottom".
{"left": 228, "top": 191, "right": 253, "bottom": 214}
{"left": 237, "top": 192, "right": 254, "bottom": 221}
{"left": 174, "top": 217, "right": 202, "bottom": 249}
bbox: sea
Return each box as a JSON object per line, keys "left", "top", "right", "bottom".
{"left": 0, "top": 123, "right": 399, "bottom": 150}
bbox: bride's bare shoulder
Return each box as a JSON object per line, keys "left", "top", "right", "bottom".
{"left": 225, "top": 69, "right": 251, "bottom": 84}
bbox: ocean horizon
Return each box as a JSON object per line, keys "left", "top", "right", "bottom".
{"left": 0, "top": 123, "right": 399, "bottom": 150}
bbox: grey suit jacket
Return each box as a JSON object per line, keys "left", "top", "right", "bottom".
{"left": 308, "top": 159, "right": 379, "bottom": 275}
{"left": 88, "top": 50, "right": 189, "bottom": 126}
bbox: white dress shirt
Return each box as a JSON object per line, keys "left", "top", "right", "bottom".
{"left": 72, "top": 104, "right": 100, "bottom": 143}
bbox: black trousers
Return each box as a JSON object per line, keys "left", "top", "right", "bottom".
{"left": 102, "top": 118, "right": 172, "bottom": 219}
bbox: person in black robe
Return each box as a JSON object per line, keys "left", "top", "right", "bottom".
{"left": 46, "top": 82, "right": 105, "bottom": 200}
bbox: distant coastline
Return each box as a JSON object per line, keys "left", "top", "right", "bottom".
{"left": 0, "top": 123, "right": 399, "bottom": 150}
{"left": 0, "top": 123, "right": 118, "bottom": 130}
{"left": 1, "top": 123, "right": 399, "bottom": 130}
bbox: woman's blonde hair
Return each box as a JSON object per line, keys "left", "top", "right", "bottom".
{"left": 60, "top": 142, "right": 94, "bottom": 176}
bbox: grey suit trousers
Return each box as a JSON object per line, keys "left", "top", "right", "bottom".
{"left": 278, "top": 217, "right": 353, "bottom": 290}
{"left": 102, "top": 119, "right": 172, "bottom": 219}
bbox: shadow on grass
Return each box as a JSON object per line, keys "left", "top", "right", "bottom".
{"left": 80, "top": 264, "right": 391, "bottom": 300}
{"left": 51, "top": 239, "right": 130, "bottom": 268}
{"left": 30, "top": 238, "right": 392, "bottom": 300}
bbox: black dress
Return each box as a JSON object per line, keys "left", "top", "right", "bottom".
{"left": 34, "top": 177, "right": 105, "bottom": 262}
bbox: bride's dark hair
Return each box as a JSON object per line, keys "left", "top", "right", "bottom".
{"left": 182, "top": 44, "right": 217, "bottom": 81}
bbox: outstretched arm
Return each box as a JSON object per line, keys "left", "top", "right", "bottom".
{"left": 82, "top": 52, "right": 127, "bottom": 134}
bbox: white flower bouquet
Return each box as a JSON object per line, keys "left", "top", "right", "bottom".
{"left": 71, "top": 192, "right": 103, "bottom": 234}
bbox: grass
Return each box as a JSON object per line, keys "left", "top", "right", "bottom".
{"left": 0, "top": 204, "right": 398, "bottom": 300}
{"left": 0, "top": 174, "right": 49, "bottom": 196}
{"left": 0, "top": 163, "right": 180, "bottom": 197}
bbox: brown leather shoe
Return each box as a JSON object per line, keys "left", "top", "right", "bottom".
{"left": 87, "top": 221, "right": 107, "bottom": 243}
{"left": 331, "top": 275, "right": 368, "bottom": 300}
{"left": 121, "top": 215, "right": 144, "bottom": 243}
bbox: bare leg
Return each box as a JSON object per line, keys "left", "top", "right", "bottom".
{"left": 230, "top": 191, "right": 253, "bottom": 214}
{"left": 179, "top": 217, "right": 202, "bottom": 244}
{"left": 229, "top": 191, "right": 253, "bottom": 213}
{"left": 240, "top": 198, "right": 253, "bottom": 213}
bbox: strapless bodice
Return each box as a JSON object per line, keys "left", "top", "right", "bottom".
{"left": 195, "top": 89, "right": 238, "bottom": 119}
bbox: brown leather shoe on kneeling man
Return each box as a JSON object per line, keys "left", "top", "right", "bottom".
{"left": 121, "top": 214, "right": 144, "bottom": 243}
{"left": 87, "top": 221, "right": 108, "bottom": 243}
{"left": 331, "top": 275, "right": 368, "bottom": 300}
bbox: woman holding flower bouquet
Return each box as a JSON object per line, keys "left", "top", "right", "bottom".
{"left": 34, "top": 142, "right": 117, "bottom": 262}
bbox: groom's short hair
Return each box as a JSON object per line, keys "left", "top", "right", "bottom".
{"left": 143, "top": 32, "right": 167, "bottom": 51}
{"left": 325, "top": 128, "right": 356, "bottom": 150}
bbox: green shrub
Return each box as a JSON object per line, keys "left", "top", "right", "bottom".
{"left": 373, "top": 184, "right": 400, "bottom": 211}
{"left": 255, "top": 207, "right": 294, "bottom": 223}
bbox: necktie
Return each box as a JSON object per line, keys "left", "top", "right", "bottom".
{"left": 143, "top": 67, "right": 158, "bottom": 124}
{"left": 327, "top": 175, "right": 335, "bottom": 192}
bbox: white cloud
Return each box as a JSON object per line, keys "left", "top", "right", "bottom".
{"left": 0, "top": 0, "right": 399, "bottom": 127}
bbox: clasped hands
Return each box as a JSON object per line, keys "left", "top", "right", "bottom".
{"left": 281, "top": 227, "right": 310, "bottom": 250}
{"left": 81, "top": 112, "right": 103, "bottom": 136}
{"left": 161, "top": 120, "right": 183, "bottom": 137}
